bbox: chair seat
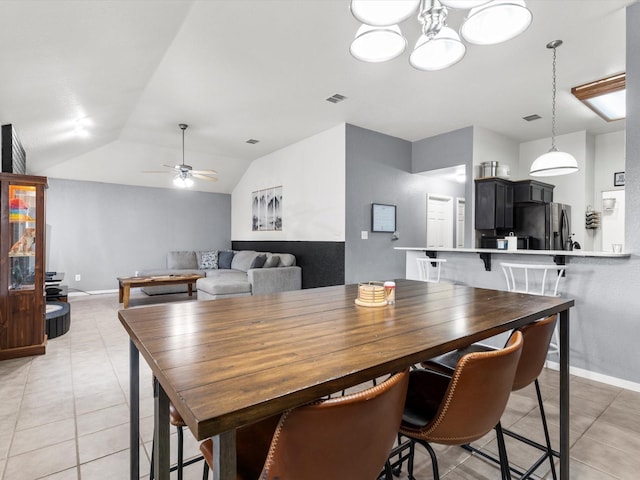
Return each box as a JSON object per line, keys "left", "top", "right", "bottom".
{"left": 169, "top": 403, "right": 186, "bottom": 427}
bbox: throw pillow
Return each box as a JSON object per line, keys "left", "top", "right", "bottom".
{"left": 218, "top": 250, "right": 235, "bottom": 269}
{"left": 264, "top": 255, "right": 280, "bottom": 268}
{"left": 250, "top": 254, "right": 267, "bottom": 269}
{"left": 199, "top": 250, "right": 218, "bottom": 270}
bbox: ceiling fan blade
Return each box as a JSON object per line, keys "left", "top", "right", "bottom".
{"left": 191, "top": 169, "right": 218, "bottom": 175}
{"left": 162, "top": 164, "right": 180, "bottom": 170}
{"left": 192, "top": 173, "right": 218, "bottom": 182}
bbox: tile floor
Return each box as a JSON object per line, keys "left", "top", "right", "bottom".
{"left": 1, "top": 291, "right": 639, "bottom": 480}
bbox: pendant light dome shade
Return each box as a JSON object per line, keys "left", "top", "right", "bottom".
{"left": 460, "top": 0, "right": 532, "bottom": 45}
{"left": 529, "top": 150, "right": 578, "bottom": 177}
{"left": 350, "top": 0, "right": 420, "bottom": 27}
{"left": 439, "top": 0, "right": 491, "bottom": 8}
{"left": 350, "top": 24, "right": 407, "bottom": 63}
{"left": 409, "top": 27, "right": 466, "bottom": 71}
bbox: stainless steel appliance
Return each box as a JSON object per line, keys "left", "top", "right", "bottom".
{"left": 514, "top": 202, "right": 571, "bottom": 250}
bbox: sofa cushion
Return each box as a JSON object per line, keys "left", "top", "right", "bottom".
{"left": 250, "top": 254, "right": 267, "bottom": 269}
{"left": 263, "top": 255, "right": 280, "bottom": 268}
{"left": 231, "top": 250, "right": 258, "bottom": 272}
{"left": 197, "top": 272, "right": 251, "bottom": 295}
{"left": 218, "top": 250, "right": 235, "bottom": 269}
{"left": 167, "top": 251, "right": 198, "bottom": 270}
{"left": 199, "top": 250, "right": 218, "bottom": 270}
{"left": 277, "top": 253, "right": 296, "bottom": 267}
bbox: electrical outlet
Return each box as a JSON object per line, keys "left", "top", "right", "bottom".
{"left": 361, "top": 230, "right": 368, "bottom": 240}
{"left": 75, "top": 274, "right": 81, "bottom": 281}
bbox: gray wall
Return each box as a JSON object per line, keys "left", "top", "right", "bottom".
{"left": 411, "top": 126, "right": 473, "bottom": 173}
{"left": 345, "top": 124, "right": 466, "bottom": 283}
{"left": 46, "top": 178, "right": 231, "bottom": 292}
{"left": 412, "top": 126, "right": 474, "bottom": 248}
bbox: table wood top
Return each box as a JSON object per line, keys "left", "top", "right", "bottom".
{"left": 119, "top": 279, "right": 573, "bottom": 440}
{"left": 118, "top": 274, "right": 203, "bottom": 286}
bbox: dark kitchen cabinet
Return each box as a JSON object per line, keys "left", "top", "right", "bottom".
{"left": 475, "top": 178, "right": 514, "bottom": 230}
{"left": 513, "top": 180, "right": 554, "bottom": 203}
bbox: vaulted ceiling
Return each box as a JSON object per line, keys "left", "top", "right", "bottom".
{"left": 0, "top": 0, "right": 633, "bottom": 193}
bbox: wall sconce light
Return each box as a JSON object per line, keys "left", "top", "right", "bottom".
{"left": 571, "top": 73, "right": 626, "bottom": 122}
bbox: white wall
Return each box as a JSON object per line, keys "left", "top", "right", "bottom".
{"left": 594, "top": 131, "right": 626, "bottom": 250}
{"left": 472, "top": 126, "right": 520, "bottom": 179}
{"left": 231, "top": 124, "right": 346, "bottom": 241}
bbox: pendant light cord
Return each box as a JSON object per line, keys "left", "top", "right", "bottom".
{"left": 546, "top": 40, "right": 563, "bottom": 152}
{"left": 551, "top": 44, "right": 557, "bottom": 151}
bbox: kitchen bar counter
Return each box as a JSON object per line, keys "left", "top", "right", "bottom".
{"left": 396, "top": 246, "right": 630, "bottom": 274}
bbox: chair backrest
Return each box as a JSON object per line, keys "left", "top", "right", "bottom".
{"left": 501, "top": 262, "right": 566, "bottom": 297}
{"left": 511, "top": 314, "right": 557, "bottom": 390}
{"left": 416, "top": 257, "right": 446, "bottom": 283}
{"left": 260, "top": 370, "right": 409, "bottom": 480}
{"left": 408, "top": 331, "right": 523, "bottom": 446}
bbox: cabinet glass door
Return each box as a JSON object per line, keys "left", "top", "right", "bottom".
{"left": 8, "top": 184, "right": 37, "bottom": 290}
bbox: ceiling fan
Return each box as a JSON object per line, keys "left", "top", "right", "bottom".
{"left": 144, "top": 123, "right": 218, "bottom": 188}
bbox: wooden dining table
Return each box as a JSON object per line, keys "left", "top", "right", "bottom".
{"left": 119, "top": 279, "right": 574, "bottom": 480}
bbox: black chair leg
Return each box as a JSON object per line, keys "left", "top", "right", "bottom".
{"left": 177, "top": 426, "right": 184, "bottom": 480}
{"left": 418, "top": 439, "right": 440, "bottom": 480}
{"left": 203, "top": 461, "right": 209, "bottom": 479}
{"left": 495, "top": 422, "right": 512, "bottom": 480}
{"left": 535, "top": 379, "right": 558, "bottom": 480}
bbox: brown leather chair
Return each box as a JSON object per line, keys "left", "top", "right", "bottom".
{"left": 390, "top": 331, "right": 524, "bottom": 480}
{"left": 424, "top": 315, "right": 558, "bottom": 479}
{"left": 200, "top": 370, "right": 409, "bottom": 480}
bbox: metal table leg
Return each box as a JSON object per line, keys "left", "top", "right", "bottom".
{"left": 559, "top": 308, "right": 570, "bottom": 479}
{"left": 213, "top": 430, "right": 237, "bottom": 480}
{"left": 154, "top": 378, "right": 170, "bottom": 480}
{"left": 129, "top": 340, "right": 139, "bottom": 480}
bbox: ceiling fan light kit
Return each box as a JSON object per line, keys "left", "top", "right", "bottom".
{"left": 349, "top": 0, "right": 532, "bottom": 70}
{"left": 143, "top": 123, "right": 218, "bottom": 188}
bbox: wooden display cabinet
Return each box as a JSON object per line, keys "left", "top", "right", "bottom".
{"left": 0, "top": 173, "right": 47, "bottom": 360}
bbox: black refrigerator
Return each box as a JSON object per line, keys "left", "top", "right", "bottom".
{"left": 514, "top": 202, "right": 572, "bottom": 250}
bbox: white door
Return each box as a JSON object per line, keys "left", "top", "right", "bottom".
{"left": 456, "top": 197, "right": 465, "bottom": 248}
{"left": 427, "top": 194, "right": 453, "bottom": 248}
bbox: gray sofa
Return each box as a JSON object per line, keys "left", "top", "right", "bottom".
{"left": 140, "top": 250, "right": 301, "bottom": 299}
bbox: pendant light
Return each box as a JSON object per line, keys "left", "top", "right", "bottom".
{"left": 530, "top": 40, "right": 579, "bottom": 177}
{"left": 460, "top": 0, "right": 532, "bottom": 46}
{"left": 350, "top": 24, "right": 407, "bottom": 62}
{"left": 349, "top": 0, "right": 532, "bottom": 71}
{"left": 409, "top": 1, "right": 465, "bottom": 71}
{"left": 350, "top": 0, "right": 420, "bottom": 27}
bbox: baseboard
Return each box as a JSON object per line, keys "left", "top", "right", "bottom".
{"left": 545, "top": 361, "right": 640, "bottom": 392}
{"left": 68, "top": 288, "right": 118, "bottom": 297}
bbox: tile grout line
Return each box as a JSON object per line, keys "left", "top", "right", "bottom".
{"left": 1, "top": 359, "right": 34, "bottom": 480}
{"left": 70, "top": 313, "right": 82, "bottom": 480}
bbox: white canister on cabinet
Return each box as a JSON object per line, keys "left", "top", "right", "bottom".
{"left": 506, "top": 232, "right": 518, "bottom": 251}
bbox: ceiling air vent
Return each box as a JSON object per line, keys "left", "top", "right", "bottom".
{"left": 326, "top": 93, "right": 348, "bottom": 104}
{"left": 523, "top": 114, "right": 541, "bottom": 122}
{"left": 246, "top": 139, "right": 260, "bottom": 144}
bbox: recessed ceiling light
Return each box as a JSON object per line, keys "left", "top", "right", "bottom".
{"left": 522, "top": 114, "right": 541, "bottom": 122}
{"left": 571, "top": 73, "right": 625, "bottom": 122}
{"left": 246, "top": 139, "right": 259, "bottom": 144}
